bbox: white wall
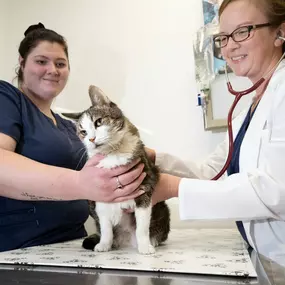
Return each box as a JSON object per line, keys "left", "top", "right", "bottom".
{"left": 1, "top": 0, "right": 235, "bottom": 230}
{"left": 0, "top": 0, "right": 7, "bottom": 79}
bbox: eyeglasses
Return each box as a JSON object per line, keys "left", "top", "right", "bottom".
{"left": 213, "top": 23, "right": 272, "bottom": 48}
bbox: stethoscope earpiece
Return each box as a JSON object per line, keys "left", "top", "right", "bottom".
{"left": 277, "top": 31, "right": 285, "bottom": 41}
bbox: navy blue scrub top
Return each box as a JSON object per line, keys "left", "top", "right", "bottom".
{"left": 227, "top": 104, "right": 258, "bottom": 248}
{"left": 0, "top": 80, "right": 89, "bottom": 252}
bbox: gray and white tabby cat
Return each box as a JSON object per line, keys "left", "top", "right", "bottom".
{"left": 63, "top": 85, "right": 170, "bottom": 255}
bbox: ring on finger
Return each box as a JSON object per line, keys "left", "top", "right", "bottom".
{"left": 116, "top": 176, "right": 123, "bottom": 189}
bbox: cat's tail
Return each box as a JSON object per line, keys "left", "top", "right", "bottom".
{"left": 82, "top": 233, "right": 101, "bottom": 250}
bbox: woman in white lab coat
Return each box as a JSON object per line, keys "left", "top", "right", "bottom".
{"left": 150, "top": 0, "right": 285, "bottom": 260}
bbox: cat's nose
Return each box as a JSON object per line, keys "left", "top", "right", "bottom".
{"left": 89, "top": 137, "right": 96, "bottom": 143}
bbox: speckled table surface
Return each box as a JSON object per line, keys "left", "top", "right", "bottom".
{"left": 0, "top": 229, "right": 283, "bottom": 285}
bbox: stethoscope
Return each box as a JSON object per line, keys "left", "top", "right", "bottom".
{"left": 211, "top": 43, "right": 285, "bottom": 181}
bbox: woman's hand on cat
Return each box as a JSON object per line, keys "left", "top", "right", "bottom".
{"left": 123, "top": 173, "right": 181, "bottom": 213}
{"left": 76, "top": 154, "right": 147, "bottom": 203}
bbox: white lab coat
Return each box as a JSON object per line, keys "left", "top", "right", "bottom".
{"left": 156, "top": 60, "right": 285, "bottom": 259}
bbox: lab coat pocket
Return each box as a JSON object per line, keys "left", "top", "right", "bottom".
{"left": 268, "top": 108, "right": 285, "bottom": 143}
{"left": 261, "top": 127, "right": 285, "bottom": 192}
{"left": 257, "top": 127, "right": 270, "bottom": 167}
{"left": 258, "top": 128, "right": 285, "bottom": 216}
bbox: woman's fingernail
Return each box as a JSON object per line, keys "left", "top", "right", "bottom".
{"left": 139, "top": 190, "right": 145, "bottom": 195}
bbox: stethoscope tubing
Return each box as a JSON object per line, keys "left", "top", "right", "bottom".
{"left": 211, "top": 52, "right": 285, "bottom": 180}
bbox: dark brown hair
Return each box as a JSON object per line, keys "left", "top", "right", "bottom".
{"left": 219, "top": 0, "right": 285, "bottom": 52}
{"left": 17, "top": 23, "right": 69, "bottom": 85}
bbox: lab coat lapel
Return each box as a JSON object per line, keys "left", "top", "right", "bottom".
{"left": 239, "top": 91, "right": 270, "bottom": 172}
{"left": 239, "top": 67, "right": 283, "bottom": 172}
{"left": 239, "top": 61, "right": 285, "bottom": 171}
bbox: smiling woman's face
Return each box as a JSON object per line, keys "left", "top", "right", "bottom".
{"left": 20, "top": 40, "right": 70, "bottom": 101}
{"left": 219, "top": 0, "right": 280, "bottom": 83}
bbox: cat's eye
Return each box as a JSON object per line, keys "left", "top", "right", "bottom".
{"left": 80, "top": 130, "right": 87, "bottom": 136}
{"left": 95, "top": 118, "right": 102, "bottom": 128}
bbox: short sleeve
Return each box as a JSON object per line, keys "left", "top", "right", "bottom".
{"left": 0, "top": 81, "right": 22, "bottom": 142}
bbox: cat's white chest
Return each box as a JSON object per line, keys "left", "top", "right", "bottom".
{"left": 97, "top": 154, "right": 132, "bottom": 169}
{"left": 96, "top": 200, "right": 136, "bottom": 226}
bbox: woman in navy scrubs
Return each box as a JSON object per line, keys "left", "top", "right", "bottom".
{"left": 0, "top": 23, "right": 145, "bottom": 252}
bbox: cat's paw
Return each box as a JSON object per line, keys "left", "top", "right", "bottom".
{"left": 94, "top": 242, "right": 112, "bottom": 252}
{"left": 138, "top": 244, "right": 156, "bottom": 255}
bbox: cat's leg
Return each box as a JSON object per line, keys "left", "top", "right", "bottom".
{"left": 135, "top": 204, "right": 155, "bottom": 254}
{"left": 149, "top": 202, "right": 170, "bottom": 246}
{"left": 94, "top": 216, "right": 113, "bottom": 252}
{"left": 94, "top": 204, "right": 115, "bottom": 252}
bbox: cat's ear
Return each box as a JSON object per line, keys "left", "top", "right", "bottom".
{"left": 61, "top": 112, "right": 83, "bottom": 122}
{"left": 88, "top": 85, "right": 111, "bottom": 106}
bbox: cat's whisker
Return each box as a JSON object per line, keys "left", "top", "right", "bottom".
{"left": 99, "top": 137, "right": 109, "bottom": 143}
{"left": 76, "top": 148, "right": 88, "bottom": 170}
{"left": 77, "top": 147, "right": 86, "bottom": 153}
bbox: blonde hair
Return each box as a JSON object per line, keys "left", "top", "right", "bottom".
{"left": 219, "top": 0, "right": 285, "bottom": 52}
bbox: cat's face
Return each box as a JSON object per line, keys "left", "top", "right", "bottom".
{"left": 77, "top": 106, "right": 124, "bottom": 155}
{"left": 63, "top": 85, "right": 125, "bottom": 155}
